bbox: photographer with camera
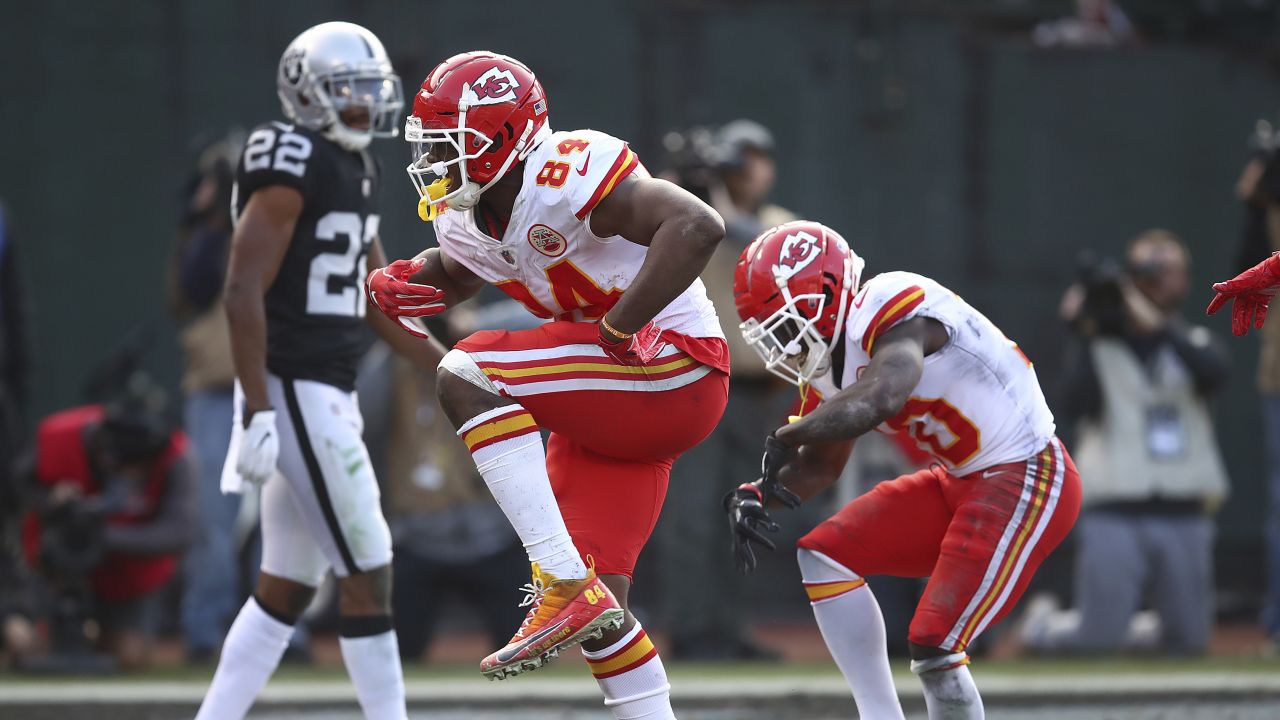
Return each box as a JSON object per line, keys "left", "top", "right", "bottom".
{"left": 20, "top": 388, "right": 195, "bottom": 669}
{"left": 1023, "top": 229, "right": 1229, "bottom": 655}
{"left": 657, "top": 120, "right": 795, "bottom": 660}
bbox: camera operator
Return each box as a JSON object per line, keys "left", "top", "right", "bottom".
{"left": 1025, "top": 229, "right": 1229, "bottom": 655}
{"left": 21, "top": 389, "right": 195, "bottom": 669}
{"left": 657, "top": 120, "right": 795, "bottom": 659}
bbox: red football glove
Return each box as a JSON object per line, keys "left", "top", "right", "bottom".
{"left": 366, "top": 258, "right": 446, "bottom": 338}
{"left": 598, "top": 320, "right": 667, "bottom": 366}
{"left": 1206, "top": 252, "right": 1280, "bottom": 336}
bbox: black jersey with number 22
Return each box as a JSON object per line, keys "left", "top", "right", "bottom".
{"left": 233, "top": 121, "right": 379, "bottom": 391}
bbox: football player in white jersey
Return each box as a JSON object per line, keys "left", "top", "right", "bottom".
{"left": 726, "top": 221, "right": 1082, "bottom": 719}
{"left": 366, "top": 52, "right": 729, "bottom": 718}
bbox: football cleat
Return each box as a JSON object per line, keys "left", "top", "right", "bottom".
{"left": 480, "top": 562, "right": 624, "bottom": 680}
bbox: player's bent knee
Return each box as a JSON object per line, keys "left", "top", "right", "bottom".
{"left": 338, "top": 566, "right": 393, "bottom": 615}
{"left": 797, "top": 548, "right": 860, "bottom": 582}
{"left": 255, "top": 573, "right": 317, "bottom": 625}
{"left": 438, "top": 349, "right": 502, "bottom": 398}
{"left": 797, "top": 548, "right": 867, "bottom": 604}
{"left": 909, "top": 648, "right": 970, "bottom": 674}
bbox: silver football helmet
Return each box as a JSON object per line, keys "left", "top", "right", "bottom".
{"left": 276, "top": 22, "right": 403, "bottom": 151}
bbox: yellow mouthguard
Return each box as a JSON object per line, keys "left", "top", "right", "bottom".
{"left": 417, "top": 178, "right": 452, "bottom": 222}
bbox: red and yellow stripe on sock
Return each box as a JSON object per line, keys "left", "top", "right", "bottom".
{"left": 586, "top": 629, "right": 659, "bottom": 679}
{"left": 803, "top": 578, "right": 866, "bottom": 604}
{"left": 460, "top": 408, "right": 538, "bottom": 454}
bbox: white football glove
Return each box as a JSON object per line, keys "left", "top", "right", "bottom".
{"left": 236, "top": 409, "right": 279, "bottom": 484}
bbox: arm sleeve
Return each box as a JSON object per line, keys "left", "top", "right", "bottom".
{"left": 1257, "top": 150, "right": 1280, "bottom": 205}
{"left": 1056, "top": 337, "right": 1102, "bottom": 440}
{"left": 102, "top": 453, "right": 197, "bottom": 556}
{"left": 1163, "top": 323, "right": 1230, "bottom": 396}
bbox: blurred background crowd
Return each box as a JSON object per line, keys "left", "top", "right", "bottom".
{"left": 2, "top": 0, "right": 1280, "bottom": 673}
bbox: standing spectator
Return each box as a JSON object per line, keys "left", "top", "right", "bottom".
{"left": 22, "top": 388, "right": 195, "bottom": 668}
{"left": 1024, "top": 230, "right": 1229, "bottom": 655}
{"left": 168, "top": 133, "right": 245, "bottom": 663}
{"left": 659, "top": 120, "right": 795, "bottom": 660}
{"left": 1227, "top": 132, "right": 1280, "bottom": 648}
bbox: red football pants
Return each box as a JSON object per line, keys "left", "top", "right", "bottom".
{"left": 454, "top": 321, "right": 729, "bottom": 578}
{"left": 799, "top": 437, "right": 1081, "bottom": 651}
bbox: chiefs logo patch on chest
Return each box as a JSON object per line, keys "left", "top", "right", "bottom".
{"left": 528, "top": 224, "right": 567, "bottom": 257}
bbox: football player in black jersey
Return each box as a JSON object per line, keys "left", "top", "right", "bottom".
{"left": 195, "top": 22, "right": 443, "bottom": 720}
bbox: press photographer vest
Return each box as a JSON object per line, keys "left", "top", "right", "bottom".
{"left": 1073, "top": 339, "right": 1228, "bottom": 507}
{"left": 25, "top": 405, "right": 185, "bottom": 601}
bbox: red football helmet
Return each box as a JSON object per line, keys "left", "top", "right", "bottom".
{"left": 405, "top": 51, "right": 550, "bottom": 214}
{"left": 734, "top": 221, "right": 865, "bottom": 386}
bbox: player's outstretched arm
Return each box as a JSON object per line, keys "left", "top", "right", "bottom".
{"left": 587, "top": 175, "right": 725, "bottom": 335}
{"left": 1206, "top": 251, "right": 1280, "bottom": 336}
{"left": 224, "top": 185, "right": 302, "bottom": 417}
{"left": 365, "top": 238, "right": 450, "bottom": 371}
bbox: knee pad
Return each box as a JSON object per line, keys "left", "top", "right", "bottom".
{"left": 798, "top": 548, "right": 866, "bottom": 604}
{"left": 910, "top": 651, "right": 969, "bottom": 674}
{"left": 439, "top": 349, "right": 500, "bottom": 395}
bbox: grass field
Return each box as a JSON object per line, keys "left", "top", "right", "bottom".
{"left": 3, "top": 656, "right": 1279, "bottom": 719}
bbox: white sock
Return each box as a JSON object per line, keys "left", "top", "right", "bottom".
{"left": 459, "top": 405, "right": 587, "bottom": 579}
{"left": 798, "top": 548, "right": 905, "bottom": 720}
{"left": 339, "top": 625, "right": 407, "bottom": 720}
{"left": 913, "top": 657, "right": 984, "bottom": 720}
{"left": 582, "top": 623, "right": 675, "bottom": 719}
{"left": 195, "top": 597, "right": 294, "bottom": 720}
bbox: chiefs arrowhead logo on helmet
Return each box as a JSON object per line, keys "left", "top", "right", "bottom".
{"left": 468, "top": 67, "right": 520, "bottom": 105}
{"left": 775, "top": 230, "right": 821, "bottom": 280}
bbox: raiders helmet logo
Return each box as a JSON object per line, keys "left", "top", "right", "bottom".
{"left": 467, "top": 67, "right": 520, "bottom": 106}
{"left": 528, "top": 224, "right": 567, "bottom": 257}
{"left": 774, "top": 230, "right": 821, "bottom": 281}
{"left": 281, "top": 48, "right": 306, "bottom": 86}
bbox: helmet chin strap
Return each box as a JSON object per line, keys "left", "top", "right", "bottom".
{"left": 446, "top": 182, "right": 484, "bottom": 210}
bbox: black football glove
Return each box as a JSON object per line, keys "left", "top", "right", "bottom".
{"left": 760, "top": 433, "right": 801, "bottom": 509}
{"left": 724, "top": 482, "right": 780, "bottom": 574}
